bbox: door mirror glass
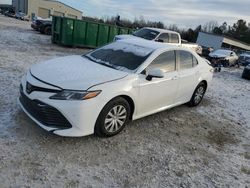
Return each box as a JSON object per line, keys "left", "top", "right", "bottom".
{"left": 146, "top": 68, "right": 164, "bottom": 81}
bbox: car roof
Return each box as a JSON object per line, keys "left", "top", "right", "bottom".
{"left": 144, "top": 27, "right": 180, "bottom": 35}
{"left": 117, "top": 38, "right": 180, "bottom": 51}
{"left": 215, "top": 49, "right": 232, "bottom": 52}
{"left": 240, "top": 53, "right": 250, "bottom": 57}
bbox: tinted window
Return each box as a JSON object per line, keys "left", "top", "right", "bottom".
{"left": 133, "top": 28, "right": 160, "bottom": 40}
{"left": 84, "top": 42, "right": 153, "bottom": 72}
{"left": 179, "top": 51, "right": 198, "bottom": 70}
{"left": 148, "top": 51, "right": 176, "bottom": 72}
{"left": 158, "top": 33, "right": 169, "bottom": 43}
{"left": 170, "top": 34, "right": 179, "bottom": 43}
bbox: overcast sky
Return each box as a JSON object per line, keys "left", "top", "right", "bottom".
{"left": 1, "top": 0, "right": 249, "bottom": 28}
{"left": 58, "top": 0, "right": 250, "bottom": 28}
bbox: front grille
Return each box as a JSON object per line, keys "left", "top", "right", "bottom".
{"left": 19, "top": 88, "right": 72, "bottom": 129}
{"left": 26, "top": 82, "right": 60, "bottom": 94}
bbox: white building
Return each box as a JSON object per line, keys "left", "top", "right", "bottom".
{"left": 196, "top": 32, "right": 250, "bottom": 51}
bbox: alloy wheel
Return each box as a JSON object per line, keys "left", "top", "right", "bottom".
{"left": 194, "top": 86, "right": 205, "bottom": 104}
{"left": 104, "top": 105, "right": 127, "bottom": 133}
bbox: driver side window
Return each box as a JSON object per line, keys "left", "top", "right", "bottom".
{"left": 157, "top": 33, "right": 170, "bottom": 43}
{"left": 147, "top": 51, "right": 176, "bottom": 73}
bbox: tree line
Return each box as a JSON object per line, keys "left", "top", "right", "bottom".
{"left": 82, "top": 15, "right": 250, "bottom": 44}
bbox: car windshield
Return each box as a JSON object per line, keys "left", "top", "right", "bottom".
{"left": 83, "top": 42, "right": 153, "bottom": 72}
{"left": 132, "top": 28, "right": 160, "bottom": 40}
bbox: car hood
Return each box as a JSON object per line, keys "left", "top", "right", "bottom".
{"left": 30, "top": 55, "right": 128, "bottom": 90}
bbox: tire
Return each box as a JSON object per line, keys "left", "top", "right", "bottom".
{"left": 44, "top": 26, "right": 52, "bottom": 35}
{"left": 40, "top": 27, "right": 45, "bottom": 34}
{"left": 188, "top": 82, "right": 207, "bottom": 107}
{"left": 95, "top": 97, "right": 131, "bottom": 137}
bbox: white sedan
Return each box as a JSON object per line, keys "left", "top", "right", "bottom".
{"left": 19, "top": 39, "right": 213, "bottom": 137}
{"left": 209, "top": 49, "right": 238, "bottom": 66}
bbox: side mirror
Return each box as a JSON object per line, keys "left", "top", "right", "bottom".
{"left": 155, "top": 39, "right": 164, "bottom": 43}
{"left": 146, "top": 68, "right": 164, "bottom": 81}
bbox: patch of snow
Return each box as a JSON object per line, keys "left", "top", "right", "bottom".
{"left": 101, "top": 41, "right": 153, "bottom": 57}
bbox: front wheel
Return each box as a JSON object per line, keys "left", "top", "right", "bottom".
{"left": 44, "top": 26, "right": 52, "bottom": 35}
{"left": 188, "top": 82, "right": 207, "bottom": 107}
{"left": 95, "top": 97, "right": 131, "bottom": 137}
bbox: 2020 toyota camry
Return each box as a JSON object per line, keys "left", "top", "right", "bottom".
{"left": 19, "top": 39, "right": 213, "bottom": 137}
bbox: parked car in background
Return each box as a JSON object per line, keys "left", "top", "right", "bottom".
{"left": 238, "top": 53, "right": 250, "bottom": 66}
{"left": 208, "top": 49, "right": 238, "bottom": 67}
{"left": 15, "top": 12, "right": 29, "bottom": 21}
{"left": 18, "top": 39, "right": 213, "bottom": 137}
{"left": 242, "top": 65, "right": 250, "bottom": 80}
{"left": 31, "top": 17, "right": 52, "bottom": 35}
{"left": 201, "top": 46, "right": 214, "bottom": 58}
{"left": 114, "top": 27, "right": 202, "bottom": 54}
{"left": 4, "top": 10, "right": 15, "bottom": 18}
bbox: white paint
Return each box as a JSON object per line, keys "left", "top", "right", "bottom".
{"left": 30, "top": 55, "right": 128, "bottom": 90}
{"left": 115, "top": 27, "right": 201, "bottom": 53}
{"left": 20, "top": 39, "right": 213, "bottom": 137}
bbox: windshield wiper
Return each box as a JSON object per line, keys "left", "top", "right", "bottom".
{"left": 83, "top": 55, "right": 117, "bottom": 70}
{"left": 82, "top": 54, "right": 97, "bottom": 63}
{"left": 99, "top": 62, "right": 118, "bottom": 70}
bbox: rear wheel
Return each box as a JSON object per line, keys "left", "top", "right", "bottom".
{"left": 95, "top": 97, "right": 130, "bottom": 137}
{"left": 189, "top": 82, "right": 207, "bottom": 107}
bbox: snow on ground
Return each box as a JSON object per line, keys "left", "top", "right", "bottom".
{"left": 0, "top": 15, "right": 249, "bottom": 187}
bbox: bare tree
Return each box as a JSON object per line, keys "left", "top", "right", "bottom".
{"left": 202, "top": 21, "right": 219, "bottom": 33}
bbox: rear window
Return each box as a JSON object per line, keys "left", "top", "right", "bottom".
{"left": 179, "top": 50, "right": 198, "bottom": 70}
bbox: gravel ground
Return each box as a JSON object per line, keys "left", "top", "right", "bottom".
{"left": 0, "top": 15, "right": 249, "bottom": 188}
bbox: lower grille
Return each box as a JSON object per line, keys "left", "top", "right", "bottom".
{"left": 19, "top": 89, "right": 72, "bottom": 129}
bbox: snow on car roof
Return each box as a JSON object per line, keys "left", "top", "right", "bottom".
{"left": 144, "top": 27, "right": 180, "bottom": 35}
{"left": 116, "top": 38, "right": 174, "bottom": 51}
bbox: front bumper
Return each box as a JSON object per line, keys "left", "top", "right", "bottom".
{"left": 18, "top": 74, "right": 105, "bottom": 137}
{"left": 19, "top": 87, "right": 72, "bottom": 129}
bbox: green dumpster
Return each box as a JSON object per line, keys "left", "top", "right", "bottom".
{"left": 52, "top": 16, "right": 134, "bottom": 48}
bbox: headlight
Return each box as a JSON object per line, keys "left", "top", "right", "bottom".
{"left": 50, "top": 90, "right": 101, "bottom": 100}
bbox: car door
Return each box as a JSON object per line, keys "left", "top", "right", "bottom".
{"left": 175, "top": 50, "right": 200, "bottom": 103}
{"left": 137, "top": 50, "right": 179, "bottom": 116}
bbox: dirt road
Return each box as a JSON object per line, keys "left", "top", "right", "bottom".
{"left": 0, "top": 15, "right": 249, "bottom": 187}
